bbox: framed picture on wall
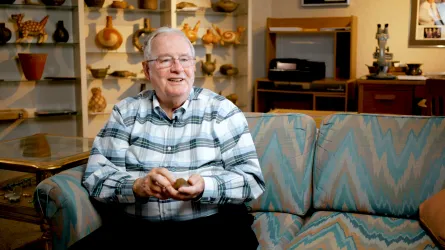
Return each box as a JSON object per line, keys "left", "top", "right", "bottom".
{"left": 301, "top": 0, "right": 349, "bottom": 7}
{"left": 409, "top": 0, "right": 445, "bottom": 47}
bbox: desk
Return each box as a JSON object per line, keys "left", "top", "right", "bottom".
{"left": 0, "top": 133, "right": 93, "bottom": 224}
{"left": 357, "top": 79, "right": 426, "bottom": 115}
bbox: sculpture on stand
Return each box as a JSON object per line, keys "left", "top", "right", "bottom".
{"left": 11, "top": 13, "right": 49, "bottom": 43}
{"left": 367, "top": 23, "right": 396, "bottom": 80}
{"left": 181, "top": 21, "right": 200, "bottom": 44}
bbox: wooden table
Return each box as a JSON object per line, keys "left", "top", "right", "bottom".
{"left": 357, "top": 79, "right": 426, "bottom": 115}
{"left": 0, "top": 133, "right": 93, "bottom": 249}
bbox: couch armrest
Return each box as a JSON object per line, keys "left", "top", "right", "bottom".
{"left": 34, "top": 164, "right": 102, "bottom": 250}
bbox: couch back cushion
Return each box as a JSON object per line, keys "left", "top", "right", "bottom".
{"left": 313, "top": 114, "right": 445, "bottom": 218}
{"left": 244, "top": 113, "right": 317, "bottom": 216}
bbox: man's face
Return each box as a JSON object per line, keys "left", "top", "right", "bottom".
{"left": 143, "top": 33, "right": 195, "bottom": 104}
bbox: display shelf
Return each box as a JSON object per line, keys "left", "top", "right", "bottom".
{"left": 0, "top": 3, "right": 78, "bottom": 10}
{"left": 0, "top": 42, "right": 80, "bottom": 47}
{"left": 85, "top": 7, "right": 168, "bottom": 13}
{"left": 176, "top": 9, "right": 247, "bottom": 17}
{"left": 88, "top": 111, "right": 111, "bottom": 115}
{"left": 0, "top": 78, "right": 79, "bottom": 83}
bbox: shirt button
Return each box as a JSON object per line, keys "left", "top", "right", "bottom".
{"left": 167, "top": 146, "right": 171, "bottom": 151}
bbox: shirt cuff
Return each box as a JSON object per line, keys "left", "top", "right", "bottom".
{"left": 117, "top": 178, "right": 137, "bottom": 203}
{"left": 199, "top": 176, "right": 219, "bottom": 204}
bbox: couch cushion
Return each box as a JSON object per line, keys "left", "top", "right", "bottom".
{"left": 419, "top": 189, "right": 445, "bottom": 247}
{"left": 251, "top": 212, "right": 304, "bottom": 250}
{"left": 286, "top": 211, "right": 440, "bottom": 249}
{"left": 244, "top": 113, "right": 317, "bottom": 216}
{"left": 313, "top": 114, "right": 445, "bottom": 218}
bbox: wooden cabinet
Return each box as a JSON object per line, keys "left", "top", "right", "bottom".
{"left": 357, "top": 79, "right": 426, "bottom": 115}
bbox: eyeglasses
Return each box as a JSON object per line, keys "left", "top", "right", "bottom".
{"left": 147, "top": 56, "right": 195, "bottom": 69}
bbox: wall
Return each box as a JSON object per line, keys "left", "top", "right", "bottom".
{"left": 251, "top": 0, "right": 445, "bottom": 80}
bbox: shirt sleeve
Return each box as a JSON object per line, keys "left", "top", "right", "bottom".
{"left": 82, "top": 105, "right": 137, "bottom": 204}
{"left": 199, "top": 108, "right": 265, "bottom": 205}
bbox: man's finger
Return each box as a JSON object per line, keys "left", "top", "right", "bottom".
{"left": 156, "top": 168, "right": 176, "bottom": 184}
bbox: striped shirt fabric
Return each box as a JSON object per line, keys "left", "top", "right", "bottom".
{"left": 82, "top": 87, "right": 265, "bottom": 221}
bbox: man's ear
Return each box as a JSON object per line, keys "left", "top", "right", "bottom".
{"left": 142, "top": 61, "right": 150, "bottom": 80}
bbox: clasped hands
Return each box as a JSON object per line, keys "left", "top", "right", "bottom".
{"left": 133, "top": 168, "right": 204, "bottom": 201}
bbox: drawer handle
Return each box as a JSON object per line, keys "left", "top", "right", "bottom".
{"left": 374, "top": 94, "right": 396, "bottom": 101}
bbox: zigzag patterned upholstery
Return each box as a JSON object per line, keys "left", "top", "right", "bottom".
{"left": 313, "top": 114, "right": 445, "bottom": 218}
{"left": 244, "top": 113, "right": 317, "bottom": 249}
{"left": 286, "top": 211, "right": 439, "bottom": 249}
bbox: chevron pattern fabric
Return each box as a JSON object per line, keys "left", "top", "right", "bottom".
{"left": 252, "top": 212, "right": 304, "bottom": 250}
{"left": 244, "top": 113, "right": 317, "bottom": 216}
{"left": 286, "top": 211, "right": 439, "bottom": 249}
{"left": 34, "top": 165, "right": 102, "bottom": 250}
{"left": 313, "top": 114, "right": 445, "bottom": 217}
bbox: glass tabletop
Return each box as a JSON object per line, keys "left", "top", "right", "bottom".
{"left": 0, "top": 133, "right": 94, "bottom": 171}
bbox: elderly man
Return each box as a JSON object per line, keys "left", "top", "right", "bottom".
{"left": 75, "top": 27, "right": 265, "bottom": 250}
{"left": 419, "top": 0, "right": 444, "bottom": 25}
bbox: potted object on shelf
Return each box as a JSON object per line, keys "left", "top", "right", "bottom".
{"left": 109, "top": 70, "right": 137, "bottom": 78}
{"left": 17, "top": 53, "right": 47, "bottom": 81}
{"left": 176, "top": 1, "right": 198, "bottom": 11}
{"left": 219, "top": 64, "right": 239, "bottom": 76}
{"left": 213, "top": 24, "right": 245, "bottom": 45}
{"left": 132, "top": 18, "right": 156, "bottom": 52}
{"left": 41, "top": 0, "right": 66, "bottom": 6}
{"left": 87, "top": 65, "right": 110, "bottom": 79}
{"left": 88, "top": 87, "right": 107, "bottom": 113}
{"left": 84, "top": 0, "right": 105, "bottom": 7}
{"left": 211, "top": 0, "right": 239, "bottom": 13}
{"left": 95, "top": 16, "right": 123, "bottom": 50}
{"left": 139, "top": 0, "right": 157, "bottom": 10}
{"left": 201, "top": 53, "right": 216, "bottom": 76}
{"left": 181, "top": 21, "right": 200, "bottom": 44}
{"left": 202, "top": 28, "right": 220, "bottom": 45}
{"left": 11, "top": 13, "right": 49, "bottom": 44}
{"left": 0, "top": 23, "right": 12, "bottom": 45}
{"left": 406, "top": 63, "right": 423, "bottom": 76}
{"left": 110, "top": 1, "right": 128, "bottom": 8}
{"left": 52, "top": 20, "right": 69, "bottom": 43}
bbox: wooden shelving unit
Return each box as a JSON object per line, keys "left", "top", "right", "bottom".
{"left": 254, "top": 16, "right": 357, "bottom": 113}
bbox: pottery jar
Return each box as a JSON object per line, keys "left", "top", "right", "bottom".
{"left": 18, "top": 53, "right": 48, "bottom": 80}
{"left": 201, "top": 53, "right": 216, "bottom": 76}
{"left": 139, "top": 0, "right": 157, "bottom": 10}
{"left": 0, "top": 23, "right": 12, "bottom": 45}
{"left": 95, "top": 16, "right": 123, "bottom": 50}
{"left": 406, "top": 63, "right": 423, "bottom": 76}
{"left": 53, "top": 20, "right": 69, "bottom": 43}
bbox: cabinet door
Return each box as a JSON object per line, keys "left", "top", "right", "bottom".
{"left": 362, "top": 86, "right": 413, "bottom": 115}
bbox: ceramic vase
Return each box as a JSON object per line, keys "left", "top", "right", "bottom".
{"left": 95, "top": 16, "right": 123, "bottom": 50}
{"left": 0, "top": 23, "right": 11, "bottom": 45}
{"left": 18, "top": 53, "right": 47, "bottom": 80}
{"left": 132, "top": 18, "right": 155, "bottom": 52}
{"left": 84, "top": 0, "right": 105, "bottom": 7}
{"left": 201, "top": 53, "right": 216, "bottom": 76}
{"left": 139, "top": 0, "right": 157, "bottom": 10}
{"left": 41, "top": 0, "right": 65, "bottom": 6}
{"left": 53, "top": 21, "right": 69, "bottom": 43}
{"left": 88, "top": 87, "right": 107, "bottom": 113}
{"left": 406, "top": 63, "right": 423, "bottom": 76}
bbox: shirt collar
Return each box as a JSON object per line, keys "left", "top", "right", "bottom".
{"left": 152, "top": 87, "right": 197, "bottom": 118}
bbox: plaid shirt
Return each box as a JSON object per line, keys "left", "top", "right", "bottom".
{"left": 82, "top": 87, "right": 265, "bottom": 221}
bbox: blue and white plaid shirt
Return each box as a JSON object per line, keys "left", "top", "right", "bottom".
{"left": 82, "top": 87, "right": 265, "bottom": 221}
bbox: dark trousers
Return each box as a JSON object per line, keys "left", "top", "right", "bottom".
{"left": 70, "top": 205, "right": 258, "bottom": 250}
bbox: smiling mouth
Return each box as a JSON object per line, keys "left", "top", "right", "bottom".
{"left": 168, "top": 78, "right": 184, "bottom": 82}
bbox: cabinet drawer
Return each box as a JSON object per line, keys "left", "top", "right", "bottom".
{"left": 362, "top": 89, "right": 413, "bottom": 115}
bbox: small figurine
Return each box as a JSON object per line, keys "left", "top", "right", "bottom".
{"left": 11, "top": 13, "right": 49, "bottom": 43}
{"left": 202, "top": 28, "right": 220, "bottom": 45}
{"left": 88, "top": 87, "right": 107, "bottom": 113}
{"left": 181, "top": 21, "right": 200, "bottom": 44}
{"left": 219, "top": 64, "right": 238, "bottom": 76}
{"left": 132, "top": 18, "right": 156, "bottom": 52}
{"left": 201, "top": 53, "right": 216, "bottom": 76}
{"left": 212, "top": 24, "right": 245, "bottom": 45}
{"left": 108, "top": 70, "right": 137, "bottom": 78}
{"left": 211, "top": 0, "right": 239, "bottom": 13}
{"left": 176, "top": 1, "right": 197, "bottom": 10}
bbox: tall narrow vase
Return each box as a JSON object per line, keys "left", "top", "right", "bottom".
{"left": 18, "top": 53, "right": 48, "bottom": 80}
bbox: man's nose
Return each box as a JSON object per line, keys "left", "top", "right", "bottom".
{"left": 170, "top": 59, "right": 184, "bottom": 72}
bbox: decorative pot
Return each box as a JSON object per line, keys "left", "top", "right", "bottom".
{"left": 211, "top": 0, "right": 239, "bottom": 13}
{"left": 139, "top": 0, "right": 157, "bottom": 10}
{"left": 18, "top": 53, "right": 47, "bottom": 80}
{"left": 95, "top": 16, "right": 123, "bottom": 50}
{"left": 41, "top": 0, "right": 65, "bottom": 6}
{"left": 88, "top": 87, "right": 107, "bottom": 113}
{"left": 132, "top": 18, "right": 156, "bottom": 52}
{"left": 0, "top": 23, "right": 12, "bottom": 45}
{"left": 84, "top": 0, "right": 105, "bottom": 7}
{"left": 87, "top": 65, "right": 110, "bottom": 78}
{"left": 201, "top": 53, "right": 216, "bottom": 76}
{"left": 0, "top": 0, "right": 15, "bottom": 4}
{"left": 219, "top": 64, "right": 238, "bottom": 76}
{"left": 406, "top": 63, "right": 423, "bottom": 76}
{"left": 53, "top": 20, "right": 69, "bottom": 43}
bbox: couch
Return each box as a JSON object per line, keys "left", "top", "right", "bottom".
{"left": 34, "top": 113, "right": 445, "bottom": 249}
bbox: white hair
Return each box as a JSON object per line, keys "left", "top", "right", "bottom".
{"left": 143, "top": 26, "right": 195, "bottom": 60}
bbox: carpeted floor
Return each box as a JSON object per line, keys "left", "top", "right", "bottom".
{"left": 0, "top": 170, "right": 44, "bottom": 250}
